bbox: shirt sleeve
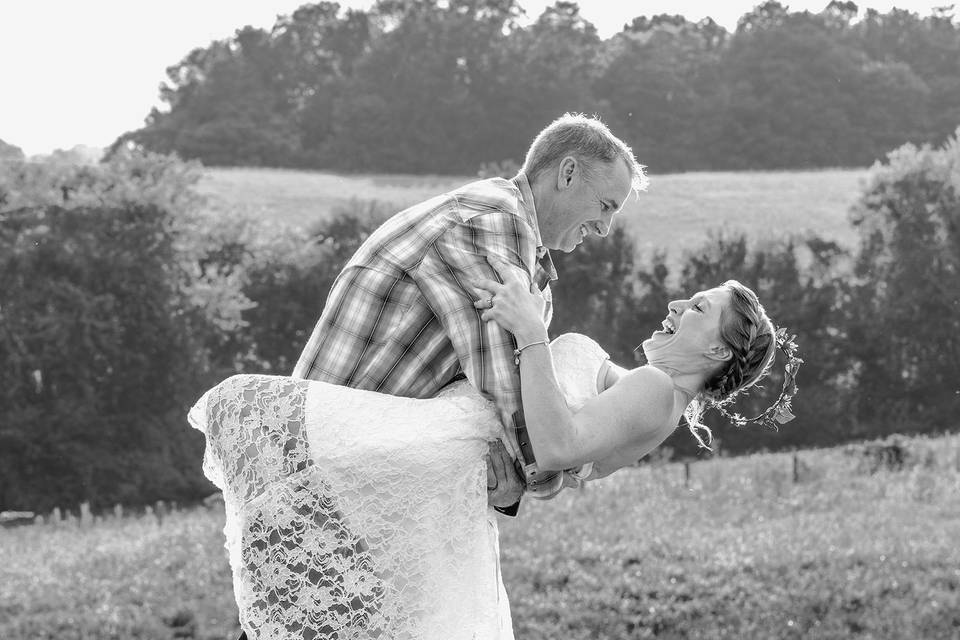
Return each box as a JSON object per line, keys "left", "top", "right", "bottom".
{"left": 412, "top": 208, "right": 540, "bottom": 434}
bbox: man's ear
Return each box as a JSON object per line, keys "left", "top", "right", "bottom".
{"left": 556, "top": 156, "right": 577, "bottom": 190}
{"left": 706, "top": 344, "right": 732, "bottom": 363}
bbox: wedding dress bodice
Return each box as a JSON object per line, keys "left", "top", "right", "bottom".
{"left": 549, "top": 332, "right": 609, "bottom": 411}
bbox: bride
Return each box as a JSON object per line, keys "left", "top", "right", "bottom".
{"left": 188, "top": 261, "right": 796, "bottom": 640}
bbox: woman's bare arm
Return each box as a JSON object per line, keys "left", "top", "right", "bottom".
{"left": 517, "top": 352, "right": 674, "bottom": 469}
{"left": 475, "top": 257, "right": 674, "bottom": 470}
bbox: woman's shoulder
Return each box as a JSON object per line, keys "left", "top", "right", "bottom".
{"left": 614, "top": 366, "right": 676, "bottom": 415}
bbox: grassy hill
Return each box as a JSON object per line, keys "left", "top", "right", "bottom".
{"left": 4, "top": 433, "right": 958, "bottom": 639}
{"left": 198, "top": 167, "right": 870, "bottom": 258}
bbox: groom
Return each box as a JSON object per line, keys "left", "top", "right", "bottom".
{"left": 294, "top": 113, "right": 645, "bottom": 513}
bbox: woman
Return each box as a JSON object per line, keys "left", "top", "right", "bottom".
{"left": 189, "top": 262, "right": 794, "bottom": 640}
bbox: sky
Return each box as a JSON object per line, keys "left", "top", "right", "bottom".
{"left": 0, "top": 0, "right": 949, "bottom": 156}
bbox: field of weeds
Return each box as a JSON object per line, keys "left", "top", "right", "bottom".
{"left": 3, "top": 434, "right": 959, "bottom": 639}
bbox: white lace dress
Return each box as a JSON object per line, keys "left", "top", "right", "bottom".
{"left": 188, "top": 333, "right": 609, "bottom": 640}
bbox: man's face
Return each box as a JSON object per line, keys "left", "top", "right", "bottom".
{"left": 537, "top": 157, "right": 634, "bottom": 253}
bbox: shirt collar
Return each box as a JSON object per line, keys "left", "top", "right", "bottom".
{"left": 512, "top": 172, "right": 542, "bottom": 251}
{"left": 512, "top": 172, "right": 557, "bottom": 282}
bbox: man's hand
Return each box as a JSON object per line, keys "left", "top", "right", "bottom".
{"left": 486, "top": 439, "right": 524, "bottom": 508}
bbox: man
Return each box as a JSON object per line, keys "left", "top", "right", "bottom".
{"left": 293, "top": 112, "right": 645, "bottom": 512}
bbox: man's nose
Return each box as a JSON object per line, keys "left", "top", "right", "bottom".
{"left": 595, "top": 219, "right": 612, "bottom": 237}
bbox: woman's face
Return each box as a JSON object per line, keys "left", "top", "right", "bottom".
{"left": 642, "top": 286, "right": 732, "bottom": 371}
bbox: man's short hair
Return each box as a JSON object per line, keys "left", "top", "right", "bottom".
{"left": 522, "top": 113, "right": 648, "bottom": 193}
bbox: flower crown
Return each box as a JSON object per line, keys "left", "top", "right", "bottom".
{"left": 712, "top": 327, "right": 803, "bottom": 430}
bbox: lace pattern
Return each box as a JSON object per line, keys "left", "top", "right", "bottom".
{"left": 190, "top": 374, "right": 506, "bottom": 640}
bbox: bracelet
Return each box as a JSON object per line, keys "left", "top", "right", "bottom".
{"left": 513, "top": 339, "right": 549, "bottom": 365}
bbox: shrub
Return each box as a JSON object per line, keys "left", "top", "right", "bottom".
{"left": 0, "top": 151, "right": 251, "bottom": 510}
{"left": 846, "top": 128, "right": 960, "bottom": 432}
{"left": 0, "top": 204, "right": 212, "bottom": 510}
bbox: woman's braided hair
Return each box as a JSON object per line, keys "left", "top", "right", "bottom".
{"left": 704, "top": 280, "right": 776, "bottom": 402}
{"left": 684, "top": 280, "right": 778, "bottom": 448}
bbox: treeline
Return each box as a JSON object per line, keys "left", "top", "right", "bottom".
{"left": 110, "top": 0, "right": 960, "bottom": 174}
{"left": 2, "top": 131, "right": 959, "bottom": 510}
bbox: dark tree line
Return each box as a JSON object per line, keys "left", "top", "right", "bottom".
{"left": 110, "top": 1, "right": 960, "bottom": 174}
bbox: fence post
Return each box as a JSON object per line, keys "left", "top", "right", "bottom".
{"left": 684, "top": 461, "right": 691, "bottom": 489}
{"left": 793, "top": 453, "right": 800, "bottom": 484}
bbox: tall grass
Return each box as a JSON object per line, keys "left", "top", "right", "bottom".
{"left": 5, "top": 434, "right": 959, "bottom": 639}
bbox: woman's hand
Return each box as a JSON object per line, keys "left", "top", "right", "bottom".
{"left": 473, "top": 256, "right": 548, "bottom": 345}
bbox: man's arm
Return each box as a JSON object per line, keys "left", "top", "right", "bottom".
{"left": 414, "top": 210, "right": 536, "bottom": 425}
{"left": 413, "top": 209, "right": 540, "bottom": 513}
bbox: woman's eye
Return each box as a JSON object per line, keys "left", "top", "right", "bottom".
{"left": 693, "top": 304, "right": 703, "bottom": 312}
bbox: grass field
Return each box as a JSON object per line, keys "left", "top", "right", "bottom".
{"left": 198, "top": 167, "right": 871, "bottom": 258}
{"left": 5, "top": 434, "right": 959, "bottom": 639}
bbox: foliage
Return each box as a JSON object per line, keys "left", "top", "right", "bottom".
{"left": 5, "top": 131, "right": 960, "bottom": 508}
{"left": 112, "top": 2, "right": 960, "bottom": 174}
{"left": 0, "top": 204, "right": 212, "bottom": 511}
{"left": 719, "top": 4, "right": 931, "bottom": 169}
{"left": 0, "top": 152, "right": 251, "bottom": 511}
{"left": 0, "top": 138, "right": 25, "bottom": 162}
{"left": 669, "top": 231, "right": 856, "bottom": 454}
{"left": 222, "top": 199, "right": 396, "bottom": 374}
{"left": 550, "top": 228, "right": 671, "bottom": 368}
{"left": 846, "top": 128, "right": 960, "bottom": 433}
{"left": 596, "top": 15, "right": 727, "bottom": 172}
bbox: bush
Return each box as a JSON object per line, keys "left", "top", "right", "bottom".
{"left": 0, "top": 204, "right": 211, "bottom": 510}
{"left": 216, "top": 198, "right": 396, "bottom": 374}
{"left": 846, "top": 128, "right": 960, "bottom": 432}
{"left": 0, "top": 152, "right": 252, "bottom": 511}
{"left": 0, "top": 153, "right": 401, "bottom": 510}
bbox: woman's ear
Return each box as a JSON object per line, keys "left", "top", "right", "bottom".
{"left": 706, "top": 344, "right": 732, "bottom": 362}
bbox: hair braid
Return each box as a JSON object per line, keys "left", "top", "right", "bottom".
{"left": 703, "top": 283, "right": 776, "bottom": 402}
{"left": 682, "top": 280, "right": 800, "bottom": 448}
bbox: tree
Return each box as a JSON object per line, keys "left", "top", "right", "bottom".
{"left": 482, "top": 1, "right": 605, "bottom": 165}
{"left": 596, "top": 15, "right": 727, "bottom": 172}
{"left": 325, "top": 0, "right": 524, "bottom": 173}
{"left": 853, "top": 7, "right": 960, "bottom": 143}
{"left": 716, "top": 6, "right": 933, "bottom": 168}
{"left": 550, "top": 227, "right": 663, "bottom": 366}
{"left": 0, "top": 151, "right": 252, "bottom": 510}
{"left": 0, "top": 138, "right": 25, "bottom": 162}
{"left": 0, "top": 204, "right": 211, "bottom": 510}
{"left": 113, "top": 26, "right": 303, "bottom": 166}
{"left": 846, "top": 129, "right": 960, "bottom": 432}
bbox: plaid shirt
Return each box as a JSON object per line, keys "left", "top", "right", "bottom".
{"left": 293, "top": 175, "right": 563, "bottom": 497}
